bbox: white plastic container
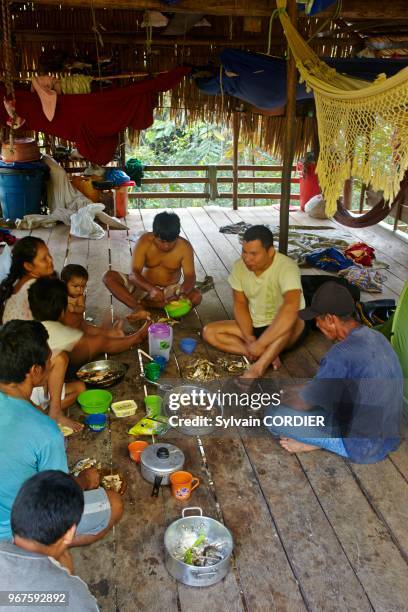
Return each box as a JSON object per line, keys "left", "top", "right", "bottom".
{"left": 148, "top": 323, "right": 173, "bottom": 361}
{"left": 111, "top": 399, "right": 137, "bottom": 418}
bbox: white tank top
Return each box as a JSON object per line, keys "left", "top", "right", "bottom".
{"left": 3, "top": 278, "right": 36, "bottom": 323}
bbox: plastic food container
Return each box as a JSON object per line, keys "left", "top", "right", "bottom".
{"left": 148, "top": 323, "right": 173, "bottom": 361}
{"left": 165, "top": 298, "right": 192, "bottom": 319}
{"left": 179, "top": 338, "right": 197, "bottom": 354}
{"left": 111, "top": 399, "right": 137, "bottom": 418}
{"left": 77, "top": 389, "right": 112, "bottom": 414}
{"left": 144, "top": 394, "right": 162, "bottom": 418}
{"left": 144, "top": 361, "right": 161, "bottom": 382}
{"left": 153, "top": 355, "right": 167, "bottom": 371}
{"left": 85, "top": 413, "right": 107, "bottom": 432}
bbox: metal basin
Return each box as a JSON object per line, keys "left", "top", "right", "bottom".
{"left": 164, "top": 507, "right": 233, "bottom": 587}
{"left": 76, "top": 359, "right": 128, "bottom": 388}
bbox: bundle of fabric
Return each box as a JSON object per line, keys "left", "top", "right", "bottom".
{"left": 305, "top": 247, "right": 354, "bottom": 272}
{"left": 338, "top": 267, "right": 386, "bottom": 293}
{"left": 344, "top": 243, "right": 376, "bottom": 267}
{"left": 194, "top": 49, "right": 408, "bottom": 111}
{"left": 0, "top": 67, "right": 190, "bottom": 165}
{"left": 125, "top": 158, "right": 144, "bottom": 187}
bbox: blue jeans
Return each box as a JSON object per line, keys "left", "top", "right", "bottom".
{"left": 264, "top": 404, "right": 349, "bottom": 458}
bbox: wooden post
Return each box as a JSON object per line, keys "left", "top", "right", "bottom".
{"left": 232, "top": 112, "right": 240, "bottom": 210}
{"left": 343, "top": 178, "right": 354, "bottom": 210}
{"left": 279, "top": 0, "right": 298, "bottom": 254}
{"left": 119, "top": 131, "right": 126, "bottom": 168}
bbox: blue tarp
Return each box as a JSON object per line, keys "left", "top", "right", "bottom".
{"left": 299, "top": 1, "right": 337, "bottom": 15}
{"left": 195, "top": 49, "right": 408, "bottom": 110}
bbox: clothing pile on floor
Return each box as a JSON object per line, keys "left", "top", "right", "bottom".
{"left": 219, "top": 221, "right": 388, "bottom": 292}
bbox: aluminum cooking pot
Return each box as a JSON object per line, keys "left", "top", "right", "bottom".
{"left": 164, "top": 507, "right": 233, "bottom": 587}
{"left": 140, "top": 443, "right": 185, "bottom": 497}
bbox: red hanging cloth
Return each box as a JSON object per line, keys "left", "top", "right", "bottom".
{"left": 0, "top": 67, "right": 190, "bottom": 165}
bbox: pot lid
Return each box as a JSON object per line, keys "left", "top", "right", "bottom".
{"left": 141, "top": 443, "right": 184, "bottom": 474}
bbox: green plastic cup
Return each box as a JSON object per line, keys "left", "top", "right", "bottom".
{"left": 144, "top": 395, "right": 162, "bottom": 418}
{"left": 145, "top": 361, "right": 161, "bottom": 382}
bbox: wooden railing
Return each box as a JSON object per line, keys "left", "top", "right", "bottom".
{"left": 128, "top": 164, "right": 300, "bottom": 208}
{"left": 64, "top": 163, "right": 300, "bottom": 209}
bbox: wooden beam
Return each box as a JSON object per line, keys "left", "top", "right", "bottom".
{"left": 232, "top": 112, "right": 240, "bottom": 211}
{"left": 10, "top": 31, "right": 273, "bottom": 47}
{"left": 65, "top": 164, "right": 297, "bottom": 173}
{"left": 14, "top": 0, "right": 279, "bottom": 17}
{"left": 279, "top": 0, "right": 297, "bottom": 255}
{"left": 8, "top": 29, "right": 360, "bottom": 48}
{"left": 128, "top": 192, "right": 300, "bottom": 200}
{"left": 13, "top": 0, "right": 408, "bottom": 19}
{"left": 140, "top": 176, "right": 299, "bottom": 184}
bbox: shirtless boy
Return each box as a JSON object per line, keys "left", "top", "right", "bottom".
{"left": 103, "top": 211, "right": 202, "bottom": 320}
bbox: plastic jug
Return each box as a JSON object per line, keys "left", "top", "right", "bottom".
{"left": 148, "top": 323, "right": 173, "bottom": 361}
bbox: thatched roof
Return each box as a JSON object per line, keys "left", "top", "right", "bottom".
{"left": 2, "top": 0, "right": 407, "bottom": 159}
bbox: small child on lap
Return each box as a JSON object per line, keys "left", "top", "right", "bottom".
{"left": 60, "top": 264, "right": 87, "bottom": 330}
{"left": 61, "top": 264, "right": 128, "bottom": 337}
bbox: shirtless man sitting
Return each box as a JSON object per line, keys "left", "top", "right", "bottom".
{"left": 103, "top": 211, "right": 202, "bottom": 320}
{"left": 203, "top": 225, "right": 306, "bottom": 378}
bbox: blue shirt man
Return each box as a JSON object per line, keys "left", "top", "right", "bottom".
{"left": 0, "top": 394, "right": 67, "bottom": 540}
{"left": 266, "top": 282, "right": 402, "bottom": 463}
{"left": 0, "top": 320, "right": 117, "bottom": 544}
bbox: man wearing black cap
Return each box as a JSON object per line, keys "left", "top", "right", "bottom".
{"left": 265, "top": 282, "right": 403, "bottom": 463}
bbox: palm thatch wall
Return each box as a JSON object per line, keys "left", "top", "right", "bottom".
{"left": 1, "top": 2, "right": 406, "bottom": 160}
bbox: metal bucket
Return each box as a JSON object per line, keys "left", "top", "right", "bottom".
{"left": 164, "top": 507, "right": 233, "bottom": 587}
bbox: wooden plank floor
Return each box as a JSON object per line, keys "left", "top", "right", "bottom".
{"left": 20, "top": 206, "right": 408, "bottom": 612}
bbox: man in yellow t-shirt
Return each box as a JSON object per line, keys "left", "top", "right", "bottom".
{"left": 203, "top": 225, "right": 306, "bottom": 377}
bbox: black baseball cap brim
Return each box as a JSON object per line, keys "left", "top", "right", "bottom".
{"left": 298, "top": 281, "right": 356, "bottom": 321}
{"left": 299, "top": 305, "right": 322, "bottom": 321}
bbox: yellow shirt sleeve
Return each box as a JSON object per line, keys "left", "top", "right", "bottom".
{"left": 228, "top": 260, "right": 243, "bottom": 292}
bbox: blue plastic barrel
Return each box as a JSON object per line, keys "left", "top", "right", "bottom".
{"left": 0, "top": 168, "right": 47, "bottom": 220}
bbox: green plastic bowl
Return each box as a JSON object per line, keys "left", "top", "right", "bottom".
{"left": 165, "top": 298, "right": 192, "bottom": 319}
{"left": 77, "top": 389, "right": 112, "bottom": 414}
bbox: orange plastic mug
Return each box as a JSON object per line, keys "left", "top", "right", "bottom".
{"left": 170, "top": 471, "right": 200, "bottom": 500}
{"left": 128, "top": 440, "right": 149, "bottom": 463}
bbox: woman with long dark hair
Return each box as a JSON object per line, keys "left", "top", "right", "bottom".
{"left": 1, "top": 236, "right": 53, "bottom": 323}
{"left": 0, "top": 236, "right": 84, "bottom": 432}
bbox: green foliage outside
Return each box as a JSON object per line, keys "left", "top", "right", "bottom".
{"left": 126, "top": 110, "right": 300, "bottom": 209}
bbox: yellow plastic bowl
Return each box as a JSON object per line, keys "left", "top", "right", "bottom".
{"left": 165, "top": 298, "right": 192, "bottom": 319}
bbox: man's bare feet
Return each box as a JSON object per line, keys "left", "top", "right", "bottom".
{"left": 241, "top": 363, "right": 264, "bottom": 379}
{"left": 52, "top": 413, "right": 83, "bottom": 433}
{"left": 279, "top": 437, "right": 319, "bottom": 454}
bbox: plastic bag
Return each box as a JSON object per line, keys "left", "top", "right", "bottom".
{"left": 305, "top": 247, "right": 354, "bottom": 272}
{"left": 304, "top": 194, "right": 328, "bottom": 219}
{"left": 0, "top": 243, "right": 12, "bottom": 282}
{"left": 128, "top": 416, "right": 169, "bottom": 437}
{"left": 70, "top": 204, "right": 105, "bottom": 240}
